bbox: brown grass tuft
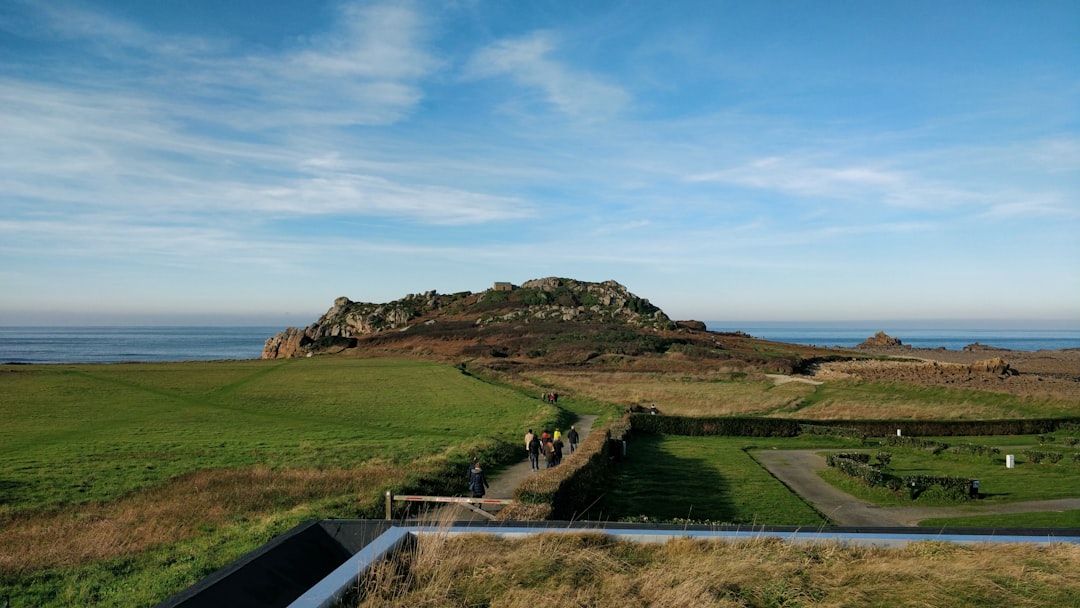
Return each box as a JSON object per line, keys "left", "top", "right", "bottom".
{"left": 0, "top": 465, "right": 403, "bottom": 575}
{"left": 352, "top": 534, "right": 1080, "bottom": 607}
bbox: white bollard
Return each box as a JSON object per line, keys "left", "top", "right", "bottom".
{"left": 897, "top": 429, "right": 902, "bottom": 437}
{"left": 1006, "top": 454, "right": 1015, "bottom": 469}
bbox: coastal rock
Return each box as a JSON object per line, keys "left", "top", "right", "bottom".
{"left": 969, "top": 357, "right": 1016, "bottom": 376}
{"left": 963, "top": 342, "right": 1010, "bottom": 352}
{"left": 856, "top": 331, "right": 907, "bottom": 349}
{"left": 676, "top": 320, "right": 708, "bottom": 331}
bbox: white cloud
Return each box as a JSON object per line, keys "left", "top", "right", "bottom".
{"left": 465, "top": 31, "right": 630, "bottom": 119}
{"left": 686, "top": 155, "right": 988, "bottom": 211}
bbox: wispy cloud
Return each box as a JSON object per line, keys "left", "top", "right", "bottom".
{"left": 465, "top": 31, "right": 630, "bottom": 119}
{"left": 686, "top": 156, "right": 972, "bottom": 209}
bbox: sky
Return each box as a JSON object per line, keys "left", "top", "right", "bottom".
{"left": 1, "top": 0, "right": 1078, "bottom": 327}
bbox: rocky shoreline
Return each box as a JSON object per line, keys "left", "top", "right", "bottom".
{"left": 814, "top": 332, "right": 1080, "bottom": 399}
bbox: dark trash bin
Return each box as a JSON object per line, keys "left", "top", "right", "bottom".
{"left": 969, "top": 479, "right": 980, "bottom": 498}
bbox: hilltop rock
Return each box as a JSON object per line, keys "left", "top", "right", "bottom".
{"left": 676, "top": 320, "right": 707, "bottom": 331}
{"left": 262, "top": 278, "right": 673, "bottom": 359}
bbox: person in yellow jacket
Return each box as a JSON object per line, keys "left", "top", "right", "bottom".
{"left": 553, "top": 428, "right": 561, "bottom": 442}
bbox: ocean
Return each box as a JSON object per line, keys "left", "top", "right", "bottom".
{"left": 705, "top": 322, "right": 1080, "bottom": 352}
{"left": 0, "top": 326, "right": 283, "bottom": 364}
{"left": 1, "top": 324, "right": 1078, "bottom": 364}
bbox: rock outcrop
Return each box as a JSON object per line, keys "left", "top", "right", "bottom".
{"left": 856, "top": 331, "right": 907, "bottom": 350}
{"left": 263, "top": 278, "right": 673, "bottom": 359}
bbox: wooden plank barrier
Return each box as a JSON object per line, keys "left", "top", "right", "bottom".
{"left": 385, "top": 491, "right": 514, "bottom": 520}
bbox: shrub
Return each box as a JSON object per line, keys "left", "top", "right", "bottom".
{"left": 950, "top": 443, "right": 1001, "bottom": 458}
{"left": 631, "top": 415, "right": 800, "bottom": 437}
{"left": 902, "top": 475, "right": 973, "bottom": 501}
{"left": 885, "top": 436, "right": 950, "bottom": 453}
{"left": 826, "top": 454, "right": 884, "bottom": 487}
{"left": 875, "top": 451, "right": 892, "bottom": 468}
{"left": 799, "top": 424, "right": 866, "bottom": 441}
{"left": 1024, "top": 449, "right": 1046, "bottom": 464}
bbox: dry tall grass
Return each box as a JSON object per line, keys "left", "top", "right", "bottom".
{"left": 529, "top": 370, "right": 810, "bottom": 417}
{"left": 355, "top": 532, "right": 1080, "bottom": 607}
{"left": 0, "top": 465, "right": 402, "bottom": 575}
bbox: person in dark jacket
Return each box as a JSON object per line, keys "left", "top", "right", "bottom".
{"left": 528, "top": 434, "right": 542, "bottom": 471}
{"left": 566, "top": 426, "right": 580, "bottom": 454}
{"left": 469, "top": 461, "right": 489, "bottom": 498}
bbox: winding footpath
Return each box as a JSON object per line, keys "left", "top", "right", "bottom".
{"left": 446, "top": 415, "right": 598, "bottom": 521}
{"left": 754, "top": 449, "right": 1080, "bottom": 526}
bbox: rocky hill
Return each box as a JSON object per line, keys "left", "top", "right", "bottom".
{"left": 263, "top": 278, "right": 678, "bottom": 360}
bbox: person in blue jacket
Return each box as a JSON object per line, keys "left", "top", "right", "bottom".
{"left": 469, "top": 459, "right": 489, "bottom": 498}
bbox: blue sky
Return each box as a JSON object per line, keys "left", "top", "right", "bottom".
{"left": 2, "top": 0, "right": 1078, "bottom": 326}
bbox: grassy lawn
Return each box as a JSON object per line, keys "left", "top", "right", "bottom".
{"left": 817, "top": 438, "right": 1080, "bottom": 508}
{"left": 0, "top": 357, "right": 556, "bottom": 607}
{"left": 593, "top": 434, "right": 842, "bottom": 525}
{"left": 920, "top": 510, "right": 1080, "bottom": 528}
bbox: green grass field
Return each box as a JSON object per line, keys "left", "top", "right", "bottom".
{"left": 593, "top": 435, "right": 854, "bottom": 525}
{"left": 816, "top": 438, "right": 1080, "bottom": 508}
{"left": 0, "top": 357, "right": 558, "bottom": 606}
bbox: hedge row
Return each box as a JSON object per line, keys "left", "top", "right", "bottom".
{"left": 799, "top": 424, "right": 866, "bottom": 440}
{"left": 630, "top": 415, "right": 1080, "bottom": 438}
{"left": 1023, "top": 449, "right": 1067, "bottom": 465}
{"left": 885, "top": 435, "right": 949, "bottom": 454}
{"left": 826, "top": 453, "right": 976, "bottom": 500}
{"left": 901, "top": 474, "right": 973, "bottom": 500}
{"left": 825, "top": 454, "right": 884, "bottom": 487}
{"left": 950, "top": 443, "right": 1001, "bottom": 457}
{"left": 825, "top": 452, "right": 871, "bottom": 465}
{"left": 630, "top": 414, "right": 800, "bottom": 437}
{"left": 504, "top": 415, "right": 631, "bottom": 521}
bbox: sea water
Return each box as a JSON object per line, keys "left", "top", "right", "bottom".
{"left": 0, "top": 326, "right": 283, "bottom": 364}
{"left": 2, "top": 324, "right": 1077, "bottom": 365}
{"left": 705, "top": 322, "right": 1080, "bottom": 352}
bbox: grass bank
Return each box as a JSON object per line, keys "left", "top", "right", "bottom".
{"left": 357, "top": 532, "right": 1080, "bottom": 607}
{"left": 592, "top": 435, "right": 844, "bottom": 525}
{"left": 0, "top": 357, "right": 556, "bottom": 606}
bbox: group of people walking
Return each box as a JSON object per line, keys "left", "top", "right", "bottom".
{"left": 468, "top": 424, "right": 583, "bottom": 499}
{"left": 524, "top": 426, "right": 580, "bottom": 471}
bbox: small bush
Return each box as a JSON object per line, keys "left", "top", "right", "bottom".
{"left": 950, "top": 444, "right": 1001, "bottom": 458}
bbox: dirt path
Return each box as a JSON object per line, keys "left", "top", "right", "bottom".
{"left": 754, "top": 449, "right": 1080, "bottom": 526}
{"left": 445, "top": 415, "right": 598, "bottom": 521}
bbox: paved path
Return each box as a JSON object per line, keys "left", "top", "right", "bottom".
{"left": 442, "top": 415, "right": 598, "bottom": 521}
{"left": 754, "top": 449, "right": 1080, "bottom": 526}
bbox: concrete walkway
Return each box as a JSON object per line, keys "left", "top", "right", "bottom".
{"left": 754, "top": 449, "right": 1080, "bottom": 526}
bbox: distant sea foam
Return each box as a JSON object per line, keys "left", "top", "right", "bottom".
{"left": 705, "top": 322, "right": 1080, "bottom": 352}
{"left": 0, "top": 326, "right": 283, "bottom": 364}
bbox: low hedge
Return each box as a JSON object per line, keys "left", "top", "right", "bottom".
{"left": 800, "top": 424, "right": 866, "bottom": 440}
{"left": 506, "top": 415, "right": 631, "bottom": 520}
{"left": 825, "top": 452, "right": 871, "bottom": 466}
{"left": 950, "top": 443, "right": 1001, "bottom": 458}
{"left": 630, "top": 415, "right": 1080, "bottom": 438}
{"left": 885, "top": 435, "right": 949, "bottom": 454}
{"left": 630, "top": 414, "right": 800, "bottom": 437}
{"left": 825, "top": 453, "right": 884, "bottom": 487}
{"left": 826, "top": 453, "right": 976, "bottom": 500}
